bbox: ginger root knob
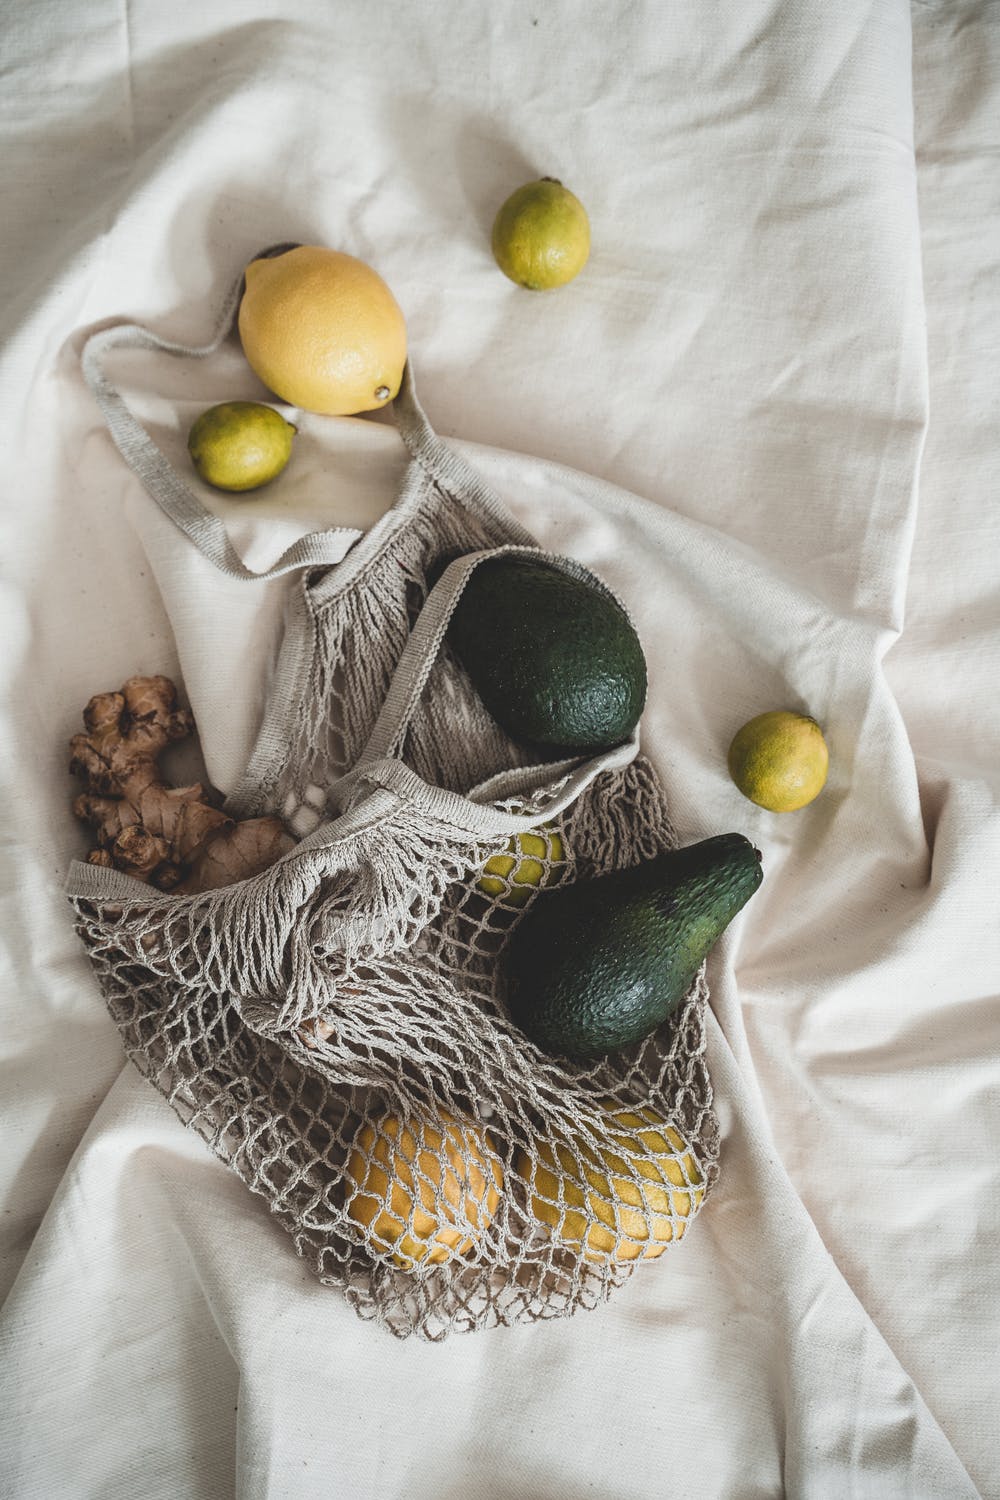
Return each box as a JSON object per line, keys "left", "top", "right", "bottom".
{"left": 69, "top": 675, "right": 294, "bottom": 893}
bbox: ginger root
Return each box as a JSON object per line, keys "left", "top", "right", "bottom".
{"left": 70, "top": 675, "right": 294, "bottom": 893}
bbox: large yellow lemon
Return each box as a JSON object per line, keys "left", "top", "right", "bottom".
{"left": 728, "top": 709, "right": 829, "bottom": 812}
{"left": 238, "top": 245, "right": 407, "bottom": 416}
{"left": 344, "top": 1110, "right": 502, "bottom": 1270}
{"left": 516, "top": 1102, "right": 704, "bottom": 1262}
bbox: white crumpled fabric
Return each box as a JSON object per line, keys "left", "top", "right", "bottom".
{"left": 1, "top": 2, "right": 997, "bottom": 1496}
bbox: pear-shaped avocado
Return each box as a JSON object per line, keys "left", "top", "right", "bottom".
{"left": 503, "top": 833, "right": 762, "bottom": 1061}
{"left": 446, "top": 556, "right": 647, "bottom": 753}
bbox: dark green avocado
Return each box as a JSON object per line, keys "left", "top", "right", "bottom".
{"left": 446, "top": 556, "right": 647, "bottom": 753}
{"left": 503, "top": 833, "right": 763, "bottom": 1061}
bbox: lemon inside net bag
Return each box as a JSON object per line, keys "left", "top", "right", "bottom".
{"left": 68, "top": 303, "right": 720, "bottom": 1340}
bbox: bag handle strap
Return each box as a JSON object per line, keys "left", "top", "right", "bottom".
{"left": 81, "top": 245, "right": 537, "bottom": 576}
{"left": 329, "top": 739, "right": 638, "bottom": 839}
{"left": 359, "top": 545, "right": 636, "bottom": 765}
{"left": 390, "top": 367, "right": 537, "bottom": 549}
{"left": 80, "top": 256, "right": 364, "bottom": 580}
{"left": 328, "top": 543, "right": 641, "bottom": 836}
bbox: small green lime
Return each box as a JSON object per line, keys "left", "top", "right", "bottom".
{"left": 491, "top": 177, "right": 590, "bottom": 290}
{"left": 728, "top": 710, "right": 829, "bottom": 812}
{"left": 477, "top": 827, "right": 565, "bottom": 906}
{"left": 187, "top": 401, "right": 296, "bottom": 493}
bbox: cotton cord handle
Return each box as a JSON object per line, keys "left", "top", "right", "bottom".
{"left": 80, "top": 261, "right": 364, "bottom": 580}
{"left": 330, "top": 542, "right": 641, "bottom": 835}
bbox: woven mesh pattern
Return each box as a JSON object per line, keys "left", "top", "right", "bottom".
{"left": 68, "top": 467, "right": 720, "bottom": 1340}
{"left": 269, "top": 479, "right": 527, "bottom": 840}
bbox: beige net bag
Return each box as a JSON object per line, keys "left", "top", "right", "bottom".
{"left": 67, "top": 273, "right": 719, "bottom": 1340}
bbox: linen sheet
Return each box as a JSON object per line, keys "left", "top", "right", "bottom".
{"left": 1, "top": 2, "right": 997, "bottom": 1496}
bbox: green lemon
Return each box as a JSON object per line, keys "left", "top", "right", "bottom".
{"left": 728, "top": 710, "right": 829, "bottom": 812}
{"left": 478, "top": 827, "right": 565, "bottom": 907}
{"left": 187, "top": 401, "right": 296, "bottom": 493}
{"left": 491, "top": 178, "right": 590, "bottom": 290}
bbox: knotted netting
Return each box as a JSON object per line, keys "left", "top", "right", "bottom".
{"left": 68, "top": 301, "right": 720, "bottom": 1340}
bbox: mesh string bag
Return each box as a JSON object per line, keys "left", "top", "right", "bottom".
{"left": 67, "top": 270, "right": 721, "bottom": 1340}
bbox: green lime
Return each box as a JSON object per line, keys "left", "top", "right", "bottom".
{"left": 728, "top": 710, "right": 829, "bottom": 812}
{"left": 477, "top": 827, "right": 565, "bottom": 906}
{"left": 187, "top": 401, "right": 296, "bottom": 493}
{"left": 491, "top": 178, "right": 590, "bottom": 290}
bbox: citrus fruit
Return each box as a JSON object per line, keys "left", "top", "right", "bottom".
{"left": 728, "top": 709, "right": 829, "bottom": 812}
{"left": 237, "top": 245, "right": 407, "bottom": 416}
{"left": 516, "top": 1102, "right": 704, "bottom": 1262}
{"left": 477, "top": 826, "right": 565, "bottom": 906}
{"left": 344, "top": 1110, "right": 502, "bottom": 1270}
{"left": 491, "top": 177, "right": 591, "bottom": 290}
{"left": 186, "top": 401, "right": 296, "bottom": 492}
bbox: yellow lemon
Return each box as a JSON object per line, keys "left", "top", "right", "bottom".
{"left": 187, "top": 401, "right": 296, "bottom": 492}
{"left": 516, "top": 1102, "right": 704, "bottom": 1263}
{"left": 491, "top": 178, "right": 591, "bottom": 290}
{"left": 728, "top": 709, "right": 829, "bottom": 812}
{"left": 478, "top": 826, "right": 565, "bottom": 907}
{"left": 344, "top": 1110, "right": 502, "bottom": 1270}
{"left": 238, "top": 245, "right": 407, "bottom": 416}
